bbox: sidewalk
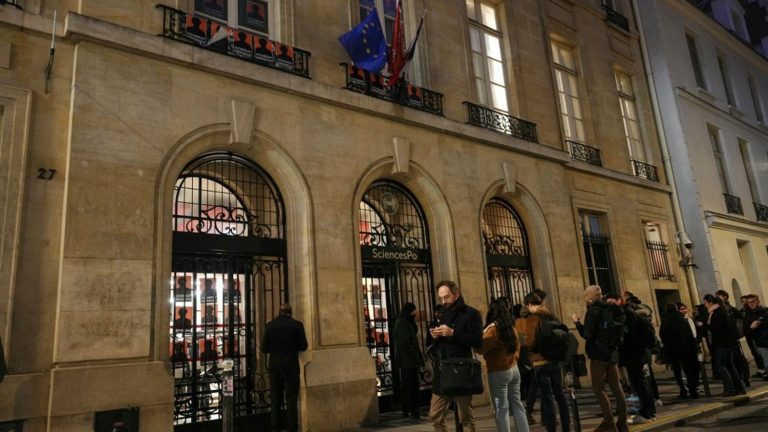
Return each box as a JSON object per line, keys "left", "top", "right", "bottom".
{"left": 349, "top": 369, "right": 768, "bottom": 431}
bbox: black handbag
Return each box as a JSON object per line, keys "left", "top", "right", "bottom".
{"left": 438, "top": 357, "right": 484, "bottom": 396}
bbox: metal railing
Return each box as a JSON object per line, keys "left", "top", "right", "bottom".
{"left": 568, "top": 140, "right": 602, "bottom": 166}
{"left": 157, "top": 4, "right": 311, "bottom": 78}
{"left": 341, "top": 64, "right": 444, "bottom": 116}
{"left": 631, "top": 160, "right": 659, "bottom": 182}
{"left": 463, "top": 102, "right": 538, "bottom": 142}
{"left": 724, "top": 193, "right": 743, "bottom": 215}
{"left": 603, "top": 5, "right": 630, "bottom": 32}
{"left": 646, "top": 240, "right": 676, "bottom": 281}
{"left": 754, "top": 202, "right": 768, "bottom": 222}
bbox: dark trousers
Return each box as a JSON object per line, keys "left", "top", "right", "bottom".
{"left": 735, "top": 345, "right": 750, "bottom": 386}
{"left": 671, "top": 353, "right": 700, "bottom": 395}
{"left": 625, "top": 362, "right": 655, "bottom": 419}
{"left": 714, "top": 347, "right": 745, "bottom": 394}
{"left": 525, "top": 369, "right": 538, "bottom": 414}
{"left": 399, "top": 367, "right": 420, "bottom": 416}
{"left": 269, "top": 368, "right": 300, "bottom": 432}
{"left": 590, "top": 359, "right": 628, "bottom": 423}
{"left": 534, "top": 363, "right": 570, "bottom": 432}
{"left": 747, "top": 336, "right": 766, "bottom": 370}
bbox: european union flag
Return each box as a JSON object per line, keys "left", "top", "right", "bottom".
{"left": 338, "top": 8, "right": 387, "bottom": 72}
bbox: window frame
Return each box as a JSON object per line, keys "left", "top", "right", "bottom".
{"left": 466, "top": 0, "right": 510, "bottom": 112}
{"left": 686, "top": 32, "right": 706, "bottom": 90}
{"left": 615, "top": 70, "right": 646, "bottom": 161}
{"left": 195, "top": 0, "right": 273, "bottom": 37}
{"left": 717, "top": 54, "right": 735, "bottom": 107}
{"left": 578, "top": 210, "right": 618, "bottom": 294}
{"left": 551, "top": 39, "right": 585, "bottom": 143}
{"left": 708, "top": 125, "right": 731, "bottom": 194}
{"left": 748, "top": 76, "right": 765, "bottom": 123}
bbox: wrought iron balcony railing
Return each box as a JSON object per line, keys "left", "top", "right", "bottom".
{"left": 341, "top": 64, "right": 444, "bottom": 116}
{"left": 631, "top": 160, "right": 659, "bottom": 182}
{"left": 568, "top": 140, "right": 602, "bottom": 166}
{"left": 157, "top": 4, "right": 311, "bottom": 78}
{"left": 724, "top": 193, "right": 743, "bottom": 215}
{"left": 463, "top": 102, "right": 538, "bottom": 142}
{"left": 0, "top": 0, "right": 23, "bottom": 10}
{"left": 754, "top": 202, "right": 768, "bottom": 222}
{"left": 646, "top": 240, "right": 676, "bottom": 281}
{"left": 603, "top": 5, "right": 630, "bottom": 32}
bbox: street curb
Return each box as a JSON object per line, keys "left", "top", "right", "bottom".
{"left": 630, "top": 388, "right": 768, "bottom": 431}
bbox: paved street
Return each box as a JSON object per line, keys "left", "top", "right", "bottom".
{"left": 349, "top": 369, "right": 768, "bottom": 432}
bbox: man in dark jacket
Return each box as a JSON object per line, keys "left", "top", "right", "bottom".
{"left": 606, "top": 293, "right": 655, "bottom": 424}
{"left": 262, "top": 303, "right": 308, "bottom": 432}
{"left": 428, "top": 280, "right": 482, "bottom": 432}
{"left": 660, "top": 303, "right": 700, "bottom": 399}
{"left": 744, "top": 295, "right": 768, "bottom": 380}
{"left": 395, "top": 302, "right": 424, "bottom": 419}
{"left": 703, "top": 294, "right": 746, "bottom": 396}
{"left": 573, "top": 285, "right": 628, "bottom": 432}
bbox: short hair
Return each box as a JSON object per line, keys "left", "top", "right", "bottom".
{"left": 279, "top": 303, "right": 293, "bottom": 315}
{"left": 665, "top": 303, "right": 678, "bottom": 313}
{"left": 703, "top": 294, "right": 722, "bottom": 306}
{"left": 745, "top": 294, "right": 759, "bottom": 301}
{"left": 436, "top": 280, "right": 459, "bottom": 294}
{"left": 676, "top": 302, "right": 687, "bottom": 309}
{"left": 523, "top": 292, "right": 543, "bottom": 306}
{"left": 585, "top": 285, "right": 602, "bottom": 300}
{"left": 532, "top": 288, "right": 548, "bottom": 300}
{"left": 715, "top": 290, "right": 729, "bottom": 300}
{"left": 623, "top": 290, "right": 635, "bottom": 298}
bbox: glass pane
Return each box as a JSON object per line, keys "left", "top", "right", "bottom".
{"left": 491, "top": 84, "right": 508, "bottom": 112}
{"left": 360, "top": 0, "right": 375, "bottom": 7}
{"left": 488, "top": 59, "right": 505, "bottom": 85}
{"left": 485, "top": 33, "right": 501, "bottom": 60}
{"left": 476, "top": 79, "right": 487, "bottom": 105}
{"left": 567, "top": 75, "right": 579, "bottom": 97}
{"left": 473, "top": 53, "right": 485, "bottom": 78}
{"left": 575, "top": 119, "right": 585, "bottom": 141}
{"left": 481, "top": 3, "right": 498, "bottom": 30}
{"left": 383, "top": 0, "right": 397, "bottom": 17}
{"left": 470, "top": 27, "right": 482, "bottom": 52}
{"left": 570, "top": 95, "right": 582, "bottom": 119}
{"left": 466, "top": 0, "right": 475, "bottom": 19}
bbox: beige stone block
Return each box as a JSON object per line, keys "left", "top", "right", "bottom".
{"left": 316, "top": 268, "right": 358, "bottom": 347}
{"left": 305, "top": 379, "right": 378, "bottom": 431}
{"left": 0, "top": 41, "right": 10, "bottom": 69}
{"left": 138, "top": 403, "right": 175, "bottom": 432}
{"left": 56, "top": 309, "right": 150, "bottom": 362}
{"left": 50, "top": 362, "right": 173, "bottom": 417}
{"left": 59, "top": 258, "right": 151, "bottom": 312}
{"left": 0, "top": 372, "right": 50, "bottom": 420}
{"left": 49, "top": 412, "right": 91, "bottom": 432}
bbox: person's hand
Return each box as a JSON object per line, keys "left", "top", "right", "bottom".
{"left": 430, "top": 325, "right": 453, "bottom": 338}
{"left": 572, "top": 314, "right": 581, "bottom": 324}
{"left": 751, "top": 320, "right": 760, "bottom": 330}
{"left": 695, "top": 320, "right": 703, "bottom": 327}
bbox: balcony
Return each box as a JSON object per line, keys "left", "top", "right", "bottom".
{"left": 645, "top": 240, "right": 676, "bottom": 282}
{"left": 754, "top": 202, "right": 768, "bottom": 222}
{"left": 631, "top": 160, "right": 659, "bottom": 182}
{"left": 463, "top": 102, "right": 538, "bottom": 142}
{"left": 724, "top": 193, "right": 743, "bottom": 215}
{"left": 341, "top": 64, "right": 444, "bottom": 116}
{"left": 603, "top": 5, "right": 630, "bottom": 32}
{"left": 157, "top": 4, "right": 311, "bottom": 78}
{"left": 568, "top": 140, "right": 602, "bottom": 167}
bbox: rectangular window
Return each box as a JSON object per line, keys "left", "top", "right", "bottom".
{"left": 708, "top": 126, "right": 730, "bottom": 193}
{"left": 615, "top": 71, "right": 645, "bottom": 161}
{"left": 196, "top": 0, "right": 270, "bottom": 35}
{"left": 467, "top": 0, "right": 508, "bottom": 112}
{"left": 552, "top": 40, "right": 585, "bottom": 142}
{"left": 739, "top": 139, "right": 759, "bottom": 203}
{"left": 579, "top": 211, "right": 617, "bottom": 294}
{"left": 748, "top": 76, "right": 765, "bottom": 123}
{"left": 718, "top": 55, "right": 735, "bottom": 106}
{"left": 686, "top": 33, "right": 706, "bottom": 89}
{"left": 644, "top": 223, "right": 675, "bottom": 281}
{"left": 360, "top": 0, "right": 399, "bottom": 44}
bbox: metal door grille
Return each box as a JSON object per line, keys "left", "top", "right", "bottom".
{"left": 582, "top": 233, "right": 616, "bottom": 294}
{"left": 482, "top": 199, "right": 534, "bottom": 306}
{"left": 359, "top": 181, "right": 434, "bottom": 406}
{"left": 171, "top": 153, "right": 287, "bottom": 428}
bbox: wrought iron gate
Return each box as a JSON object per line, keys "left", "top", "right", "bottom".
{"left": 482, "top": 199, "right": 535, "bottom": 306}
{"left": 359, "top": 181, "right": 434, "bottom": 412}
{"left": 170, "top": 153, "right": 287, "bottom": 430}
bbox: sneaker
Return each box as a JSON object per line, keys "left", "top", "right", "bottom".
{"left": 655, "top": 399, "right": 663, "bottom": 406}
{"left": 627, "top": 416, "right": 650, "bottom": 425}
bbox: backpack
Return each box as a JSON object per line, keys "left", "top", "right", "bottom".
{"left": 533, "top": 315, "right": 570, "bottom": 362}
{"left": 634, "top": 314, "right": 656, "bottom": 350}
{"left": 598, "top": 304, "right": 627, "bottom": 349}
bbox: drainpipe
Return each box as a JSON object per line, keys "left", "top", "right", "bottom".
{"left": 630, "top": 0, "right": 700, "bottom": 305}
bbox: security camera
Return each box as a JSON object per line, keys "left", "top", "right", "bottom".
{"left": 678, "top": 231, "right": 693, "bottom": 249}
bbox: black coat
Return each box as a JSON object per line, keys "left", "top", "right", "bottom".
{"left": 659, "top": 310, "right": 697, "bottom": 361}
{"left": 619, "top": 304, "right": 650, "bottom": 365}
{"left": 576, "top": 301, "right": 623, "bottom": 363}
{"left": 745, "top": 306, "right": 768, "bottom": 347}
{"left": 394, "top": 315, "right": 424, "bottom": 369}
{"left": 262, "top": 314, "right": 308, "bottom": 371}
{"left": 430, "top": 297, "right": 482, "bottom": 394}
{"left": 706, "top": 306, "right": 738, "bottom": 348}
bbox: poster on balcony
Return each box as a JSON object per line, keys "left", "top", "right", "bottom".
{"left": 230, "top": 30, "right": 254, "bottom": 59}
{"left": 368, "top": 72, "right": 388, "bottom": 98}
{"left": 239, "top": 0, "right": 268, "bottom": 34}
{"left": 347, "top": 64, "right": 367, "bottom": 92}
{"left": 253, "top": 37, "right": 275, "bottom": 64}
{"left": 185, "top": 15, "right": 209, "bottom": 46}
{"left": 207, "top": 21, "right": 231, "bottom": 52}
{"left": 274, "top": 42, "right": 295, "bottom": 69}
{"left": 195, "top": 0, "right": 227, "bottom": 20}
{"left": 405, "top": 84, "right": 423, "bottom": 108}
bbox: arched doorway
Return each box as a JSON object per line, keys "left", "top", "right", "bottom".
{"left": 170, "top": 152, "right": 287, "bottom": 431}
{"left": 482, "top": 198, "right": 535, "bottom": 305}
{"left": 359, "top": 181, "right": 434, "bottom": 413}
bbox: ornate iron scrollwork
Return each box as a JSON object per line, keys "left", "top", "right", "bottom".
{"left": 603, "top": 5, "right": 630, "bottom": 32}
{"left": 631, "top": 160, "right": 660, "bottom": 182}
{"left": 568, "top": 140, "right": 603, "bottom": 166}
{"left": 754, "top": 202, "right": 768, "bottom": 222}
{"left": 724, "top": 193, "right": 743, "bottom": 215}
{"left": 464, "top": 101, "right": 538, "bottom": 142}
{"left": 483, "top": 234, "right": 525, "bottom": 256}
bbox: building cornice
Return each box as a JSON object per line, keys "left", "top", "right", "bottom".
{"left": 704, "top": 211, "right": 768, "bottom": 236}
{"left": 676, "top": 86, "right": 768, "bottom": 137}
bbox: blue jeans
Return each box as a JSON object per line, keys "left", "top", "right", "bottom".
{"left": 487, "top": 365, "right": 529, "bottom": 432}
{"left": 534, "top": 363, "right": 570, "bottom": 432}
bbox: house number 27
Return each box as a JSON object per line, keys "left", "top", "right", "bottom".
{"left": 37, "top": 168, "right": 57, "bottom": 180}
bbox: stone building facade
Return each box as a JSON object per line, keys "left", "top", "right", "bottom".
{"left": 0, "top": 0, "right": 688, "bottom": 431}
{"left": 635, "top": 0, "right": 768, "bottom": 303}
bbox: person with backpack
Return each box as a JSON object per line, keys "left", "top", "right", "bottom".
{"left": 605, "top": 293, "right": 656, "bottom": 424}
{"left": 572, "top": 285, "right": 628, "bottom": 432}
{"left": 703, "top": 294, "right": 746, "bottom": 396}
{"left": 716, "top": 290, "right": 751, "bottom": 387}
{"left": 515, "top": 292, "right": 570, "bottom": 432}
{"left": 477, "top": 298, "right": 530, "bottom": 432}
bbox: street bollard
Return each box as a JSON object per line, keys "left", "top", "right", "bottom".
{"left": 565, "top": 369, "right": 582, "bottom": 432}
{"left": 221, "top": 359, "right": 235, "bottom": 432}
